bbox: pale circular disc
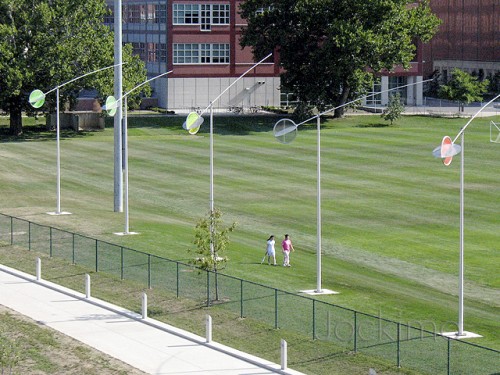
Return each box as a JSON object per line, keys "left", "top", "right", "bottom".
{"left": 29, "top": 89, "right": 45, "bottom": 108}
{"left": 105, "top": 96, "right": 118, "bottom": 117}
{"left": 273, "top": 118, "right": 297, "bottom": 144}
{"left": 184, "top": 112, "right": 204, "bottom": 135}
{"left": 440, "top": 136, "right": 461, "bottom": 166}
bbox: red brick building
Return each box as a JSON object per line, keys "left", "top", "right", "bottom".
{"left": 105, "top": 0, "right": 281, "bottom": 110}
{"left": 105, "top": 1, "right": 498, "bottom": 110}
{"left": 423, "top": 0, "right": 499, "bottom": 81}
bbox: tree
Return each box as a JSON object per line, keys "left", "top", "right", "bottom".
{"left": 190, "top": 208, "right": 237, "bottom": 302}
{"left": 439, "top": 68, "right": 489, "bottom": 112}
{"left": 0, "top": 0, "right": 149, "bottom": 136}
{"left": 381, "top": 93, "right": 405, "bottom": 125}
{"left": 240, "top": 0, "right": 440, "bottom": 117}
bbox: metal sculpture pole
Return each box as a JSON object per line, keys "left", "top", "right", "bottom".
{"left": 273, "top": 79, "right": 432, "bottom": 294}
{"left": 29, "top": 64, "right": 123, "bottom": 215}
{"left": 433, "top": 93, "right": 500, "bottom": 337}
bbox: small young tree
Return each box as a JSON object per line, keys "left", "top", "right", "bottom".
{"left": 381, "top": 93, "right": 405, "bottom": 125}
{"left": 439, "top": 68, "right": 489, "bottom": 112}
{"left": 190, "top": 208, "right": 237, "bottom": 302}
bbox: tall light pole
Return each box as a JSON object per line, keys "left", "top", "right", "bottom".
{"left": 273, "top": 79, "right": 432, "bottom": 295}
{"left": 28, "top": 64, "right": 123, "bottom": 216}
{"left": 432, "top": 93, "right": 500, "bottom": 338}
{"left": 183, "top": 53, "right": 272, "bottom": 256}
{"left": 105, "top": 71, "right": 173, "bottom": 235}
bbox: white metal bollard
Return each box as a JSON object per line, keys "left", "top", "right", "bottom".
{"left": 142, "top": 292, "right": 148, "bottom": 319}
{"left": 206, "top": 315, "right": 212, "bottom": 343}
{"left": 36, "top": 258, "right": 41, "bottom": 281}
{"left": 281, "top": 339, "right": 288, "bottom": 370}
{"left": 85, "top": 274, "right": 91, "bottom": 298}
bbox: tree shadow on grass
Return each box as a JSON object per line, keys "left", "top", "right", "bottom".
{"left": 119, "top": 113, "right": 289, "bottom": 136}
{"left": 355, "top": 123, "right": 391, "bottom": 128}
{"left": 0, "top": 126, "right": 96, "bottom": 143}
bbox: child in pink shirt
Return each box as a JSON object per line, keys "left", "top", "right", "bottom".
{"left": 281, "top": 234, "right": 295, "bottom": 267}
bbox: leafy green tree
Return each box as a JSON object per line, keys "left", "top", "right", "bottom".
{"left": 240, "top": 0, "right": 440, "bottom": 117}
{"left": 0, "top": 0, "right": 149, "bottom": 135}
{"left": 439, "top": 68, "right": 489, "bottom": 112}
{"left": 190, "top": 208, "right": 237, "bottom": 302}
{"left": 381, "top": 93, "right": 405, "bottom": 125}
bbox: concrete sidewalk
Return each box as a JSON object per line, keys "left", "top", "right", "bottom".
{"left": 0, "top": 265, "right": 305, "bottom": 375}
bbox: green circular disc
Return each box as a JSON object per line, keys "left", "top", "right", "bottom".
{"left": 29, "top": 89, "right": 45, "bottom": 108}
{"left": 183, "top": 112, "right": 204, "bottom": 135}
{"left": 105, "top": 96, "right": 118, "bottom": 117}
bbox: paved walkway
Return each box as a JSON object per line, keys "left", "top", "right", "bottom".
{"left": 0, "top": 265, "right": 304, "bottom": 375}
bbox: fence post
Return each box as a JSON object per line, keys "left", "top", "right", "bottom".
{"left": 206, "top": 271, "right": 210, "bottom": 307}
{"left": 274, "top": 289, "right": 278, "bottom": 329}
{"left": 95, "top": 240, "right": 98, "bottom": 272}
{"left": 281, "top": 339, "right": 287, "bottom": 370}
{"left": 354, "top": 311, "right": 358, "bottom": 353}
{"left": 28, "top": 222, "right": 31, "bottom": 251}
{"left": 447, "top": 339, "right": 451, "bottom": 375}
{"left": 72, "top": 233, "right": 75, "bottom": 264}
{"left": 142, "top": 292, "right": 148, "bottom": 319}
{"left": 120, "top": 247, "right": 124, "bottom": 280}
{"left": 49, "top": 227, "right": 53, "bottom": 257}
{"left": 206, "top": 314, "right": 212, "bottom": 343}
{"left": 176, "top": 262, "right": 179, "bottom": 298}
{"left": 312, "top": 299, "right": 316, "bottom": 340}
{"left": 10, "top": 217, "right": 13, "bottom": 245}
{"left": 397, "top": 322, "right": 401, "bottom": 368}
{"left": 240, "top": 279, "right": 244, "bottom": 318}
{"left": 36, "top": 258, "right": 41, "bottom": 281}
{"left": 85, "top": 274, "right": 91, "bottom": 298}
{"left": 147, "top": 254, "right": 151, "bottom": 289}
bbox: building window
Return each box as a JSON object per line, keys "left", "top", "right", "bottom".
{"left": 256, "top": 6, "right": 273, "bottom": 15}
{"left": 173, "top": 4, "right": 230, "bottom": 27}
{"left": 366, "top": 78, "right": 382, "bottom": 105}
{"left": 154, "top": 4, "right": 167, "bottom": 23}
{"left": 131, "top": 42, "right": 146, "bottom": 60}
{"left": 173, "top": 4, "right": 200, "bottom": 24}
{"left": 211, "top": 4, "right": 230, "bottom": 24}
{"left": 173, "top": 43, "right": 230, "bottom": 64}
{"left": 389, "top": 76, "right": 407, "bottom": 104}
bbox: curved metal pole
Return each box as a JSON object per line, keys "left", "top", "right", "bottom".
{"left": 452, "top": 94, "right": 500, "bottom": 143}
{"left": 288, "top": 79, "right": 432, "bottom": 293}
{"left": 198, "top": 53, "right": 273, "bottom": 116}
{"left": 35, "top": 63, "right": 124, "bottom": 216}
{"left": 437, "top": 93, "right": 500, "bottom": 337}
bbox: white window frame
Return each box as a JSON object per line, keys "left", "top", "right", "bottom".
{"left": 173, "top": 3, "right": 230, "bottom": 30}
{"left": 173, "top": 43, "right": 230, "bottom": 64}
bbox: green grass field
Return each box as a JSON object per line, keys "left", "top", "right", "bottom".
{"left": 1, "top": 112, "right": 499, "bottom": 357}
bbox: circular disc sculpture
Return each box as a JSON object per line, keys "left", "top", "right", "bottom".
{"left": 432, "top": 135, "right": 462, "bottom": 166}
{"left": 183, "top": 112, "right": 205, "bottom": 135}
{"left": 105, "top": 96, "right": 118, "bottom": 117}
{"left": 29, "top": 89, "right": 46, "bottom": 109}
{"left": 273, "top": 119, "right": 298, "bottom": 144}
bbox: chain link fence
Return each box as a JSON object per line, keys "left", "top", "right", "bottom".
{"left": 0, "top": 213, "right": 498, "bottom": 374}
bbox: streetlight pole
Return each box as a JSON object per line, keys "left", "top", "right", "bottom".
{"left": 433, "top": 93, "right": 500, "bottom": 337}
{"left": 28, "top": 64, "right": 123, "bottom": 215}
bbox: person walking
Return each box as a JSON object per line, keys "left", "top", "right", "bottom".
{"left": 262, "top": 235, "right": 277, "bottom": 265}
{"left": 281, "top": 234, "right": 294, "bottom": 267}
